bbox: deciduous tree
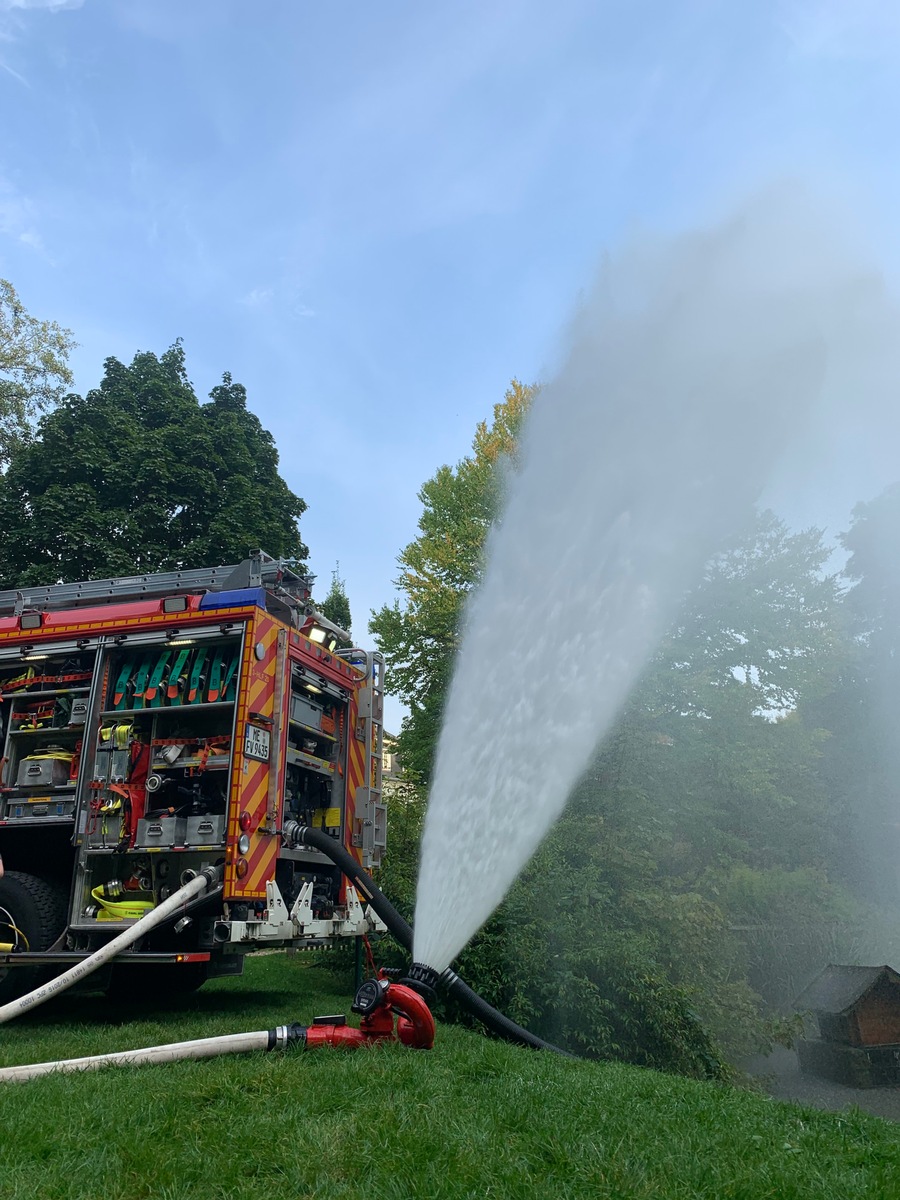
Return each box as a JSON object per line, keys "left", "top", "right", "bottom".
{"left": 0, "top": 279, "right": 75, "bottom": 465}
{"left": 0, "top": 343, "right": 307, "bottom": 586}
{"left": 370, "top": 379, "right": 535, "bottom": 777}
{"left": 807, "top": 482, "right": 900, "bottom": 905}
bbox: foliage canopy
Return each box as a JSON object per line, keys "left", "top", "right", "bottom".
{"left": 0, "top": 279, "right": 76, "bottom": 466}
{"left": 370, "top": 378, "right": 534, "bottom": 777}
{"left": 0, "top": 344, "right": 307, "bottom": 587}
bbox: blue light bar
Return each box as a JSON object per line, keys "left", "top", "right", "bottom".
{"left": 199, "top": 586, "right": 267, "bottom": 611}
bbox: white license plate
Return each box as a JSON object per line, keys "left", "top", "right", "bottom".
{"left": 244, "top": 724, "right": 270, "bottom": 762}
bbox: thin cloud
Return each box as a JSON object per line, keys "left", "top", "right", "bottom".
{"left": 239, "top": 287, "right": 274, "bottom": 307}
{"left": 238, "top": 289, "right": 316, "bottom": 318}
{"left": 0, "top": 0, "right": 82, "bottom": 74}
{"left": 0, "top": 56, "right": 27, "bottom": 85}
{"left": 18, "top": 229, "right": 44, "bottom": 252}
{"left": 0, "top": 178, "right": 46, "bottom": 259}
{"left": 780, "top": 0, "right": 900, "bottom": 59}
{"left": 0, "top": 0, "right": 84, "bottom": 11}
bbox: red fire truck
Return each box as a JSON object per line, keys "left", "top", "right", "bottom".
{"left": 0, "top": 552, "right": 386, "bottom": 1000}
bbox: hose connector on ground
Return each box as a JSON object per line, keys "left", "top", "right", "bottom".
{"left": 268, "top": 1023, "right": 308, "bottom": 1050}
{"left": 0, "top": 979, "right": 435, "bottom": 1081}
{"left": 285, "top": 822, "right": 569, "bottom": 1055}
{"left": 400, "top": 962, "right": 440, "bottom": 1004}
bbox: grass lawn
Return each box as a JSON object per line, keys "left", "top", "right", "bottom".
{"left": 0, "top": 954, "right": 896, "bottom": 1199}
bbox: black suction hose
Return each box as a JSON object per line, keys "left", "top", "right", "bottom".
{"left": 286, "top": 823, "right": 412, "bottom": 945}
{"left": 436, "top": 967, "right": 573, "bottom": 1056}
{"left": 287, "top": 823, "right": 570, "bottom": 1056}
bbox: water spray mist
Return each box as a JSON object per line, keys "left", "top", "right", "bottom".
{"left": 413, "top": 187, "right": 897, "bottom": 976}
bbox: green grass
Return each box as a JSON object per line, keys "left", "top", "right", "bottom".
{"left": 0, "top": 956, "right": 897, "bottom": 1199}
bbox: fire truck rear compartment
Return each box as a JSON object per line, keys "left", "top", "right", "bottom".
{"left": 0, "top": 555, "right": 386, "bottom": 1002}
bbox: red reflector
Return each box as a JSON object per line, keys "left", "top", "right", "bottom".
{"left": 236, "top": 858, "right": 249, "bottom": 879}
{"left": 239, "top": 811, "right": 252, "bottom": 832}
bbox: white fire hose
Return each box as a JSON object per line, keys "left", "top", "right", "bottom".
{"left": 0, "top": 1028, "right": 289, "bottom": 1083}
{"left": 0, "top": 865, "right": 221, "bottom": 1026}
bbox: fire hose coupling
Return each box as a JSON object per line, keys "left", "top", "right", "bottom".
{"left": 281, "top": 819, "right": 303, "bottom": 846}
{"left": 177, "top": 864, "right": 222, "bottom": 887}
{"left": 267, "top": 1023, "right": 307, "bottom": 1051}
{"left": 400, "top": 961, "right": 441, "bottom": 1003}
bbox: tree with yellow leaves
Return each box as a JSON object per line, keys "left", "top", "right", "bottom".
{"left": 370, "top": 380, "right": 536, "bottom": 779}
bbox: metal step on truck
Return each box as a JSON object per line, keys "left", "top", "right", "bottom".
{"left": 0, "top": 551, "right": 387, "bottom": 1000}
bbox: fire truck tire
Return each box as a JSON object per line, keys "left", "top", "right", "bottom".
{"left": 106, "top": 962, "right": 209, "bottom": 1002}
{"left": 0, "top": 871, "right": 68, "bottom": 1003}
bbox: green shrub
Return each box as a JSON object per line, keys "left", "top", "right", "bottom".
{"left": 454, "top": 913, "right": 729, "bottom": 1079}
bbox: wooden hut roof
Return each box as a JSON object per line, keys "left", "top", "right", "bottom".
{"left": 794, "top": 965, "right": 900, "bottom": 1015}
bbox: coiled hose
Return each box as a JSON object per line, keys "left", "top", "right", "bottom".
{"left": 285, "top": 823, "right": 569, "bottom": 1056}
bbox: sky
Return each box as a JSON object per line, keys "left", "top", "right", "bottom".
{"left": 2, "top": 0, "right": 900, "bottom": 730}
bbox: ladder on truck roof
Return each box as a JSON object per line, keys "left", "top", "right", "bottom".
{"left": 0, "top": 551, "right": 314, "bottom": 619}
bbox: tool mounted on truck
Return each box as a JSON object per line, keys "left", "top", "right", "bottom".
{"left": 0, "top": 551, "right": 387, "bottom": 1001}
